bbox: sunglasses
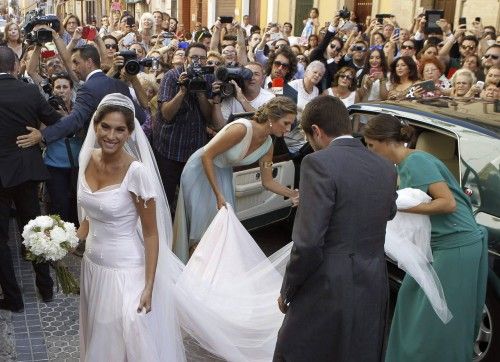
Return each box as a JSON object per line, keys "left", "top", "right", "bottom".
{"left": 105, "top": 44, "right": 118, "bottom": 49}
{"left": 339, "top": 74, "right": 354, "bottom": 81}
{"left": 190, "top": 55, "right": 207, "bottom": 61}
{"left": 483, "top": 54, "right": 499, "bottom": 60}
{"left": 329, "top": 44, "right": 342, "bottom": 51}
{"left": 273, "top": 60, "right": 290, "bottom": 69}
{"left": 461, "top": 45, "right": 475, "bottom": 51}
{"left": 401, "top": 45, "right": 414, "bottom": 50}
{"left": 351, "top": 45, "right": 366, "bottom": 52}
{"left": 207, "top": 60, "right": 222, "bottom": 66}
{"left": 50, "top": 72, "right": 69, "bottom": 80}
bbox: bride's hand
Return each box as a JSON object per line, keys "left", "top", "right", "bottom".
{"left": 137, "top": 287, "right": 153, "bottom": 314}
{"left": 216, "top": 194, "right": 227, "bottom": 210}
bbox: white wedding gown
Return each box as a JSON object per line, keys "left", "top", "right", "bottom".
{"left": 78, "top": 161, "right": 185, "bottom": 361}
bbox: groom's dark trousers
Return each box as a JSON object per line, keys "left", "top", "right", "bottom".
{"left": 0, "top": 73, "right": 61, "bottom": 309}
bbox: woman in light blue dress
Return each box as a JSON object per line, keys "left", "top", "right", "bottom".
{"left": 173, "top": 97, "right": 300, "bottom": 263}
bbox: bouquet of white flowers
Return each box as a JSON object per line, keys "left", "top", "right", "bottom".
{"left": 22, "top": 215, "right": 80, "bottom": 294}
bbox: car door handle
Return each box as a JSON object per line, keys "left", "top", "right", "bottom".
{"left": 235, "top": 181, "right": 263, "bottom": 197}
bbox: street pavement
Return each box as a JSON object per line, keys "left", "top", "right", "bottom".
{"left": 0, "top": 218, "right": 289, "bottom": 361}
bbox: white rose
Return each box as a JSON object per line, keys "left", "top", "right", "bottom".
{"left": 63, "top": 222, "right": 79, "bottom": 248}
{"left": 50, "top": 226, "right": 67, "bottom": 244}
{"left": 34, "top": 215, "right": 54, "bottom": 229}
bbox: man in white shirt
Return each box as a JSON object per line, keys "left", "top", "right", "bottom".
{"left": 241, "top": 15, "right": 253, "bottom": 37}
{"left": 212, "top": 62, "right": 275, "bottom": 125}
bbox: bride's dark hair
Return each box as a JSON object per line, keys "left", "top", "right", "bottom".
{"left": 94, "top": 104, "right": 135, "bottom": 132}
{"left": 363, "top": 114, "right": 414, "bottom": 143}
{"left": 253, "top": 96, "right": 297, "bottom": 124}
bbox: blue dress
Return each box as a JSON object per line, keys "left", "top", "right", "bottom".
{"left": 172, "top": 119, "right": 273, "bottom": 263}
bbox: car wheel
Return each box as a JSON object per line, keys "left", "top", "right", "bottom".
{"left": 473, "top": 290, "right": 499, "bottom": 361}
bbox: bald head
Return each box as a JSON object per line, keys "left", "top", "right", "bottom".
{"left": 0, "top": 46, "right": 16, "bottom": 73}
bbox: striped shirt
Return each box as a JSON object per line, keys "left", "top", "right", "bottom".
{"left": 153, "top": 67, "right": 212, "bottom": 162}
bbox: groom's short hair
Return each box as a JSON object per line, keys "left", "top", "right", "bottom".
{"left": 0, "top": 46, "right": 15, "bottom": 72}
{"left": 301, "top": 95, "right": 352, "bottom": 137}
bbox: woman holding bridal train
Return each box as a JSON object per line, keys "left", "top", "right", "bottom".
{"left": 363, "top": 114, "right": 488, "bottom": 362}
{"left": 76, "top": 93, "right": 185, "bottom": 361}
{"left": 173, "top": 96, "right": 300, "bottom": 262}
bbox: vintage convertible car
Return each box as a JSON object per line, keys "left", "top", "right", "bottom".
{"left": 233, "top": 98, "right": 500, "bottom": 361}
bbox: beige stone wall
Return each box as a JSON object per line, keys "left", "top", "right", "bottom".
{"left": 461, "top": 0, "right": 499, "bottom": 30}
{"left": 378, "top": 0, "right": 418, "bottom": 30}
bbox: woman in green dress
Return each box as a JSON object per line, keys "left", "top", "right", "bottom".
{"left": 363, "top": 114, "right": 488, "bottom": 362}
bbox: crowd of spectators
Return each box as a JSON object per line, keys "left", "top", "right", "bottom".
{"left": 0, "top": 5, "right": 499, "bottom": 217}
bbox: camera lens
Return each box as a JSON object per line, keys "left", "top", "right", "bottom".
{"left": 124, "top": 60, "right": 140, "bottom": 75}
{"left": 220, "top": 83, "right": 235, "bottom": 98}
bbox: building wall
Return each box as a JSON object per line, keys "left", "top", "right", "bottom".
{"left": 378, "top": 0, "right": 500, "bottom": 31}
{"left": 378, "top": 0, "right": 418, "bottom": 30}
{"left": 461, "top": 0, "right": 499, "bottom": 31}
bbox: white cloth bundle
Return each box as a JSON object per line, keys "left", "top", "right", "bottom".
{"left": 385, "top": 188, "right": 453, "bottom": 324}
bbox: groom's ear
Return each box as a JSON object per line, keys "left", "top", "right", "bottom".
{"left": 311, "top": 124, "right": 321, "bottom": 138}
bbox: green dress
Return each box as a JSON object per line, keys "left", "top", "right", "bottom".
{"left": 385, "top": 151, "right": 488, "bottom": 362}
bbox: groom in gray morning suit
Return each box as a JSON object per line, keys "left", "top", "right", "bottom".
{"left": 274, "top": 96, "right": 398, "bottom": 362}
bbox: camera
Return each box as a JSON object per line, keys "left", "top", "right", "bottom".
{"left": 40, "top": 79, "right": 68, "bottom": 113}
{"left": 117, "top": 50, "right": 160, "bottom": 75}
{"left": 215, "top": 66, "right": 253, "bottom": 98}
{"left": 181, "top": 59, "right": 215, "bottom": 92}
{"left": 22, "top": 8, "right": 60, "bottom": 45}
{"left": 338, "top": 7, "right": 351, "bottom": 20}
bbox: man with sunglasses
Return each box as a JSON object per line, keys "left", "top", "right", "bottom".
{"left": 154, "top": 43, "right": 216, "bottom": 210}
{"left": 440, "top": 31, "right": 479, "bottom": 78}
{"left": 480, "top": 44, "right": 500, "bottom": 80}
{"left": 342, "top": 40, "right": 368, "bottom": 75}
{"left": 263, "top": 46, "right": 298, "bottom": 89}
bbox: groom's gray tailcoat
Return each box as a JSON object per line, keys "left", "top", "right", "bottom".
{"left": 274, "top": 138, "right": 398, "bottom": 362}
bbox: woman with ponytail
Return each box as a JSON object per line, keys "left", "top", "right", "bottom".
{"left": 363, "top": 114, "right": 488, "bottom": 362}
{"left": 172, "top": 97, "right": 300, "bottom": 263}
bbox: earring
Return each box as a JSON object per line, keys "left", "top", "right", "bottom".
{"left": 269, "top": 122, "right": 272, "bottom": 128}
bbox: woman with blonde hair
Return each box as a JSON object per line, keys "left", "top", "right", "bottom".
{"left": 173, "top": 97, "right": 300, "bottom": 262}
{"left": 138, "top": 12, "right": 155, "bottom": 52}
{"left": 1, "top": 22, "right": 25, "bottom": 59}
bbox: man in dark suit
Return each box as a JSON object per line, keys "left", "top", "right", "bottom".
{"left": 274, "top": 96, "right": 398, "bottom": 361}
{"left": 0, "top": 47, "right": 61, "bottom": 312}
{"left": 16, "top": 44, "right": 146, "bottom": 146}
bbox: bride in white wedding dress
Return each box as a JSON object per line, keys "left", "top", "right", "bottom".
{"left": 77, "top": 93, "right": 289, "bottom": 361}
{"left": 77, "top": 94, "right": 449, "bottom": 362}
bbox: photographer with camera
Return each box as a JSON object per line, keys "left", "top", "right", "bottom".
{"left": 107, "top": 49, "right": 154, "bottom": 112}
{"left": 42, "top": 73, "right": 81, "bottom": 229}
{"left": 212, "top": 62, "right": 275, "bottom": 126}
{"left": 154, "top": 42, "right": 215, "bottom": 209}
{"left": 26, "top": 25, "right": 79, "bottom": 88}
{"left": 17, "top": 45, "right": 146, "bottom": 149}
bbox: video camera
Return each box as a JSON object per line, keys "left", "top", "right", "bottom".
{"left": 22, "top": 8, "right": 60, "bottom": 45}
{"left": 214, "top": 66, "right": 253, "bottom": 98}
{"left": 181, "top": 59, "right": 214, "bottom": 92}
{"left": 116, "top": 50, "right": 160, "bottom": 76}
{"left": 40, "top": 79, "right": 68, "bottom": 113}
{"left": 338, "top": 7, "right": 351, "bottom": 20}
